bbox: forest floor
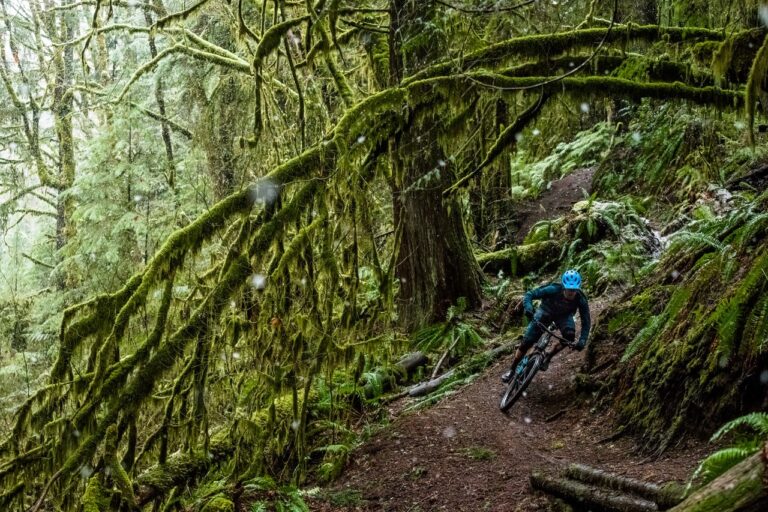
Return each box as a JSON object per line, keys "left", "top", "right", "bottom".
{"left": 307, "top": 168, "right": 711, "bottom": 511}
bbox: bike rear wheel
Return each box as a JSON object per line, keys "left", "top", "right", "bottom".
{"left": 499, "top": 353, "right": 542, "bottom": 413}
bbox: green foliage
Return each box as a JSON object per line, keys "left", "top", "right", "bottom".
{"left": 243, "top": 477, "right": 309, "bottom": 512}
{"left": 510, "top": 123, "right": 614, "bottom": 199}
{"left": 411, "top": 298, "right": 484, "bottom": 358}
{"left": 691, "top": 413, "right": 768, "bottom": 485}
{"left": 462, "top": 446, "right": 496, "bottom": 461}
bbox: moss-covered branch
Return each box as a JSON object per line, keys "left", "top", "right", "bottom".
{"left": 405, "top": 25, "right": 729, "bottom": 84}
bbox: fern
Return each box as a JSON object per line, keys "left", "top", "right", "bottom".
{"left": 711, "top": 412, "right": 768, "bottom": 441}
{"left": 691, "top": 445, "right": 760, "bottom": 484}
{"left": 689, "top": 412, "right": 768, "bottom": 489}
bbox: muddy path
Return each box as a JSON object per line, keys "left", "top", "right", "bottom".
{"left": 316, "top": 306, "right": 708, "bottom": 511}
{"left": 309, "top": 169, "right": 709, "bottom": 511}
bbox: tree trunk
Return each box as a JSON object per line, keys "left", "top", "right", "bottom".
{"left": 389, "top": 0, "right": 482, "bottom": 330}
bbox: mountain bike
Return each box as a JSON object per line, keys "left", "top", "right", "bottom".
{"left": 499, "top": 321, "right": 576, "bottom": 413}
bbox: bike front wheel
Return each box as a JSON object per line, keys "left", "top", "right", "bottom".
{"left": 499, "top": 353, "right": 542, "bottom": 413}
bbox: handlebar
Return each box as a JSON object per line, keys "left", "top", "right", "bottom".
{"left": 535, "top": 320, "right": 578, "bottom": 348}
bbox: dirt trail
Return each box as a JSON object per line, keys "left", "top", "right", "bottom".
{"left": 311, "top": 169, "right": 709, "bottom": 511}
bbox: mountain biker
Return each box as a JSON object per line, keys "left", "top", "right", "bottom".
{"left": 501, "top": 270, "right": 591, "bottom": 383}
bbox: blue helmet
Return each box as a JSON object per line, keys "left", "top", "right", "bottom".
{"left": 561, "top": 269, "right": 582, "bottom": 290}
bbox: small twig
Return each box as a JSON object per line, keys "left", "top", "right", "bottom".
{"left": 596, "top": 426, "right": 627, "bottom": 445}
{"left": 545, "top": 407, "right": 572, "bottom": 423}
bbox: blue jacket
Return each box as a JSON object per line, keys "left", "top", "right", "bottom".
{"left": 523, "top": 283, "right": 591, "bottom": 345}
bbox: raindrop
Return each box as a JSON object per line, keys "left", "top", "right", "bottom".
{"left": 356, "top": 135, "right": 366, "bottom": 144}
{"left": 759, "top": 5, "right": 768, "bottom": 27}
{"left": 400, "top": 277, "right": 407, "bottom": 284}
{"left": 291, "top": 420, "right": 301, "bottom": 431}
{"left": 749, "top": 42, "right": 755, "bottom": 49}
{"left": 438, "top": 159, "right": 447, "bottom": 167}
{"left": 233, "top": 352, "right": 241, "bottom": 360}
{"left": 515, "top": 132, "right": 524, "bottom": 142}
{"left": 229, "top": 300, "right": 237, "bottom": 309}
{"left": 249, "top": 179, "right": 279, "bottom": 206}
{"left": 524, "top": 417, "right": 532, "bottom": 424}
{"left": 250, "top": 274, "right": 267, "bottom": 290}
{"left": 548, "top": 384, "right": 553, "bottom": 390}
{"left": 670, "top": 270, "right": 680, "bottom": 280}
{"left": 734, "top": 121, "right": 746, "bottom": 130}
{"left": 718, "top": 355, "right": 729, "bottom": 368}
{"left": 300, "top": 277, "right": 308, "bottom": 286}
{"left": 522, "top": 391, "right": 527, "bottom": 398}
{"left": 133, "top": 194, "right": 143, "bottom": 203}
{"left": 568, "top": 61, "right": 575, "bottom": 68}
{"left": 580, "top": 102, "right": 590, "bottom": 113}
{"left": 532, "top": 128, "right": 541, "bottom": 136}
{"left": 79, "top": 465, "right": 94, "bottom": 479}
{"left": 760, "top": 370, "right": 768, "bottom": 384}
{"left": 443, "top": 426, "right": 456, "bottom": 438}
{"left": 631, "top": 132, "right": 642, "bottom": 143}
{"left": 73, "top": 429, "right": 80, "bottom": 438}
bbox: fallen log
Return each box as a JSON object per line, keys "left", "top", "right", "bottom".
{"left": 360, "top": 352, "right": 429, "bottom": 398}
{"left": 476, "top": 240, "right": 560, "bottom": 275}
{"left": 668, "top": 443, "right": 768, "bottom": 512}
{"left": 530, "top": 472, "right": 659, "bottom": 512}
{"left": 408, "top": 370, "right": 456, "bottom": 397}
{"left": 565, "top": 464, "right": 683, "bottom": 509}
{"left": 135, "top": 434, "right": 234, "bottom": 506}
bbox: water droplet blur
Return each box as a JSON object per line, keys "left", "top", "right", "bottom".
{"left": 760, "top": 370, "right": 768, "bottom": 384}
{"left": 759, "top": 5, "right": 768, "bottom": 27}
{"left": 632, "top": 132, "right": 642, "bottom": 143}
{"left": 356, "top": 135, "right": 366, "bottom": 144}
{"left": 73, "top": 429, "right": 80, "bottom": 438}
{"left": 300, "top": 277, "right": 307, "bottom": 286}
{"left": 532, "top": 128, "right": 541, "bottom": 136}
{"left": 568, "top": 61, "right": 575, "bottom": 68}
{"left": 670, "top": 270, "right": 680, "bottom": 280}
{"left": 443, "top": 426, "right": 456, "bottom": 438}
{"left": 250, "top": 274, "right": 267, "bottom": 290}
{"left": 133, "top": 194, "right": 143, "bottom": 203}
{"left": 79, "top": 465, "right": 94, "bottom": 479}
{"left": 291, "top": 420, "right": 300, "bottom": 431}
{"left": 524, "top": 417, "right": 532, "bottom": 424}
{"left": 438, "top": 159, "right": 447, "bottom": 167}
{"left": 249, "top": 179, "right": 279, "bottom": 206}
{"left": 522, "top": 391, "right": 527, "bottom": 397}
{"left": 580, "top": 102, "right": 590, "bottom": 113}
{"left": 515, "top": 132, "right": 524, "bottom": 142}
{"left": 233, "top": 352, "right": 241, "bottom": 360}
{"left": 548, "top": 384, "right": 553, "bottom": 390}
{"left": 734, "top": 121, "right": 746, "bottom": 130}
{"left": 718, "top": 355, "right": 729, "bottom": 368}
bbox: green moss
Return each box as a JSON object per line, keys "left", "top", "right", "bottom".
{"left": 406, "top": 25, "right": 726, "bottom": 85}
{"left": 105, "top": 424, "right": 138, "bottom": 509}
{"left": 81, "top": 476, "right": 110, "bottom": 512}
{"left": 201, "top": 495, "right": 235, "bottom": 512}
{"left": 253, "top": 16, "right": 311, "bottom": 69}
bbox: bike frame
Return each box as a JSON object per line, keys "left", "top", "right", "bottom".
{"left": 499, "top": 320, "right": 576, "bottom": 412}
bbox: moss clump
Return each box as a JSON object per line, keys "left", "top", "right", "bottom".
{"left": 81, "top": 476, "right": 110, "bottom": 512}
{"left": 201, "top": 495, "right": 235, "bottom": 512}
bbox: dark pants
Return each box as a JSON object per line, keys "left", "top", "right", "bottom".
{"left": 521, "top": 309, "right": 575, "bottom": 352}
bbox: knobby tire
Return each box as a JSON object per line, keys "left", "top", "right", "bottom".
{"left": 499, "top": 353, "right": 541, "bottom": 413}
